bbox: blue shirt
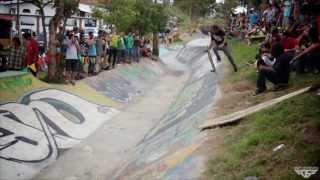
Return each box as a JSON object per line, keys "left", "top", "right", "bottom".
{"left": 87, "top": 39, "right": 97, "bottom": 57}
{"left": 249, "top": 13, "right": 259, "bottom": 25}
{"left": 284, "top": 1, "right": 291, "bottom": 17}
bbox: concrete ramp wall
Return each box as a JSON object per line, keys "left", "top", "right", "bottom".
{"left": 0, "top": 60, "right": 167, "bottom": 180}
{"left": 0, "top": 37, "right": 220, "bottom": 180}
{"left": 112, "top": 38, "right": 221, "bottom": 180}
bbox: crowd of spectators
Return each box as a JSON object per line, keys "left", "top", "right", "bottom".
{"left": 0, "top": 28, "right": 154, "bottom": 85}
{"left": 225, "top": 0, "right": 320, "bottom": 95}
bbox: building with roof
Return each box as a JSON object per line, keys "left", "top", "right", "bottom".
{"left": 0, "top": 0, "right": 103, "bottom": 37}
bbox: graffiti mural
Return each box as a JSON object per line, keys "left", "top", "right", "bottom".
{"left": 84, "top": 63, "right": 162, "bottom": 103}
{"left": 0, "top": 89, "right": 118, "bottom": 180}
{"left": 112, "top": 42, "right": 219, "bottom": 179}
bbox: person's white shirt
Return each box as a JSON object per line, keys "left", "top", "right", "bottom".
{"left": 63, "top": 38, "right": 79, "bottom": 60}
{"left": 261, "top": 53, "right": 274, "bottom": 66}
{"left": 146, "top": 43, "right": 152, "bottom": 50}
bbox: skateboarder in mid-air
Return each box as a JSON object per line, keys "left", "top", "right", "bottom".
{"left": 206, "top": 25, "right": 238, "bottom": 72}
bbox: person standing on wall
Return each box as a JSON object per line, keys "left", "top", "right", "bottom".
{"left": 118, "top": 32, "right": 126, "bottom": 64}
{"left": 108, "top": 31, "right": 119, "bottom": 69}
{"left": 7, "top": 37, "right": 26, "bottom": 71}
{"left": 63, "top": 31, "right": 80, "bottom": 85}
{"left": 133, "top": 32, "right": 141, "bottom": 63}
{"left": 124, "top": 32, "right": 134, "bottom": 63}
{"left": 23, "top": 32, "right": 39, "bottom": 76}
{"left": 96, "top": 30, "right": 105, "bottom": 73}
{"left": 208, "top": 25, "right": 238, "bottom": 72}
{"left": 86, "top": 32, "right": 97, "bottom": 75}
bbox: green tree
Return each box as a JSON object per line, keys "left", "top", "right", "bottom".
{"left": 47, "top": 0, "right": 79, "bottom": 80}
{"left": 61, "top": 0, "right": 80, "bottom": 33}
{"left": 100, "top": 0, "right": 136, "bottom": 32}
{"left": 93, "top": 0, "right": 168, "bottom": 57}
{"left": 174, "top": 0, "right": 216, "bottom": 20}
{"left": 25, "top": 0, "right": 53, "bottom": 51}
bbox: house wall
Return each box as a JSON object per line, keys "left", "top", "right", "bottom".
{"left": 2, "top": 2, "right": 102, "bottom": 36}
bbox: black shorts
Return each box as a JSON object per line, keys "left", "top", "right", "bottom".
{"left": 65, "top": 59, "right": 79, "bottom": 72}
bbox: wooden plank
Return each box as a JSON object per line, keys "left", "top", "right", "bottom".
{"left": 199, "top": 87, "right": 311, "bottom": 130}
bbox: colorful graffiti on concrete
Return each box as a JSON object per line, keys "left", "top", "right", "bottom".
{"left": 113, "top": 41, "right": 219, "bottom": 179}
{"left": 0, "top": 89, "right": 118, "bottom": 180}
{"left": 84, "top": 62, "right": 163, "bottom": 103}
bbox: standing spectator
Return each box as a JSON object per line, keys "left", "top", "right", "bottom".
{"left": 101, "top": 31, "right": 109, "bottom": 70}
{"left": 7, "top": 37, "right": 26, "bottom": 71}
{"left": 96, "top": 30, "right": 105, "bottom": 73}
{"left": 283, "top": 0, "right": 292, "bottom": 29}
{"left": 133, "top": 32, "right": 141, "bottom": 63}
{"left": 79, "top": 31, "right": 88, "bottom": 73}
{"left": 63, "top": 31, "right": 80, "bottom": 85}
{"left": 0, "top": 42, "right": 7, "bottom": 72}
{"left": 271, "top": 0, "right": 281, "bottom": 25}
{"left": 248, "top": 8, "right": 259, "bottom": 30}
{"left": 118, "top": 32, "right": 126, "bottom": 64}
{"left": 58, "top": 26, "right": 67, "bottom": 58}
{"left": 102, "top": 32, "right": 110, "bottom": 69}
{"left": 124, "top": 32, "right": 134, "bottom": 63}
{"left": 86, "top": 32, "right": 97, "bottom": 75}
{"left": 108, "top": 31, "right": 119, "bottom": 69}
{"left": 23, "top": 32, "right": 39, "bottom": 76}
{"left": 263, "top": 4, "right": 273, "bottom": 32}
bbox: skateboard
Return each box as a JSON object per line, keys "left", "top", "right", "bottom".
{"left": 207, "top": 48, "right": 216, "bottom": 72}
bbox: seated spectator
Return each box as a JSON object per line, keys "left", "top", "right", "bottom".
{"left": 281, "top": 31, "right": 300, "bottom": 52}
{"left": 291, "top": 24, "right": 320, "bottom": 74}
{"left": 7, "top": 37, "right": 26, "bottom": 71}
{"left": 141, "top": 39, "right": 152, "bottom": 57}
{"left": 255, "top": 43, "right": 293, "bottom": 95}
{"left": 256, "top": 43, "right": 274, "bottom": 69}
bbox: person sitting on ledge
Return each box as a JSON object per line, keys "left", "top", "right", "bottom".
{"left": 255, "top": 43, "right": 293, "bottom": 95}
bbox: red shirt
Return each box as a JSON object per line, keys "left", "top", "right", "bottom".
{"left": 282, "top": 37, "right": 298, "bottom": 50}
{"left": 25, "top": 38, "right": 39, "bottom": 65}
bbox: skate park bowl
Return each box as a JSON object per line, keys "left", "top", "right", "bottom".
{"left": 0, "top": 37, "right": 221, "bottom": 180}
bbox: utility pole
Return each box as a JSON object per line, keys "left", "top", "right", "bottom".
{"left": 152, "top": 0, "right": 159, "bottom": 57}
{"left": 16, "top": 0, "right": 21, "bottom": 37}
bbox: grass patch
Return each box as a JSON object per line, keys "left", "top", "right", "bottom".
{"left": 227, "top": 38, "right": 259, "bottom": 83}
{"left": 205, "top": 94, "right": 320, "bottom": 179}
